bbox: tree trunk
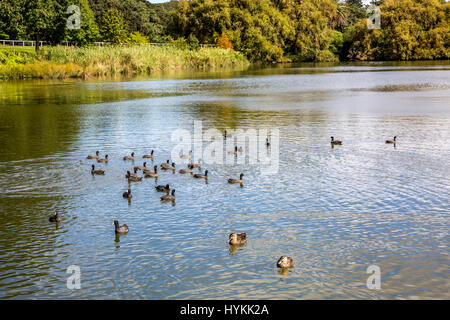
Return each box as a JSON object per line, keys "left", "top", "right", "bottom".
{"left": 35, "top": 34, "right": 40, "bottom": 53}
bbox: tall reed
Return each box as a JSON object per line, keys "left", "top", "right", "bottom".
{"left": 0, "top": 45, "right": 249, "bottom": 79}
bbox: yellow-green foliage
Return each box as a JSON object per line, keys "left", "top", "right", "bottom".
{"left": 0, "top": 44, "right": 249, "bottom": 79}
{"left": 347, "top": 0, "right": 449, "bottom": 61}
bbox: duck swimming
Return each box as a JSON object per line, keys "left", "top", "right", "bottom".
{"left": 143, "top": 150, "right": 154, "bottom": 159}
{"left": 87, "top": 151, "right": 100, "bottom": 159}
{"left": 161, "top": 160, "right": 171, "bottom": 169}
{"left": 161, "top": 189, "right": 175, "bottom": 201}
{"left": 330, "top": 137, "right": 342, "bottom": 145}
{"left": 134, "top": 162, "right": 147, "bottom": 171}
{"left": 179, "top": 167, "right": 193, "bottom": 174}
{"left": 123, "top": 189, "right": 132, "bottom": 199}
{"left": 126, "top": 168, "right": 139, "bottom": 179}
{"left": 123, "top": 152, "right": 135, "bottom": 161}
{"left": 128, "top": 175, "right": 142, "bottom": 182}
{"left": 49, "top": 212, "right": 61, "bottom": 223}
{"left": 229, "top": 233, "right": 247, "bottom": 245}
{"left": 91, "top": 164, "right": 105, "bottom": 175}
{"left": 97, "top": 154, "right": 109, "bottom": 163}
{"left": 228, "top": 173, "right": 244, "bottom": 184}
{"left": 143, "top": 165, "right": 158, "bottom": 175}
{"left": 188, "top": 159, "right": 202, "bottom": 169}
{"left": 156, "top": 184, "right": 170, "bottom": 192}
{"left": 144, "top": 166, "right": 158, "bottom": 178}
{"left": 162, "top": 162, "right": 176, "bottom": 170}
{"left": 193, "top": 170, "right": 208, "bottom": 179}
{"left": 386, "top": 136, "right": 397, "bottom": 144}
{"left": 114, "top": 220, "right": 129, "bottom": 234}
{"left": 277, "top": 256, "right": 294, "bottom": 268}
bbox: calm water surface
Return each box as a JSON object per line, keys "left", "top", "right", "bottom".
{"left": 0, "top": 62, "right": 449, "bottom": 299}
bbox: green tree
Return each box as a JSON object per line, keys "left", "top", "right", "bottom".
{"left": 0, "top": 0, "right": 26, "bottom": 39}
{"left": 99, "top": 8, "right": 129, "bottom": 44}
{"left": 129, "top": 31, "right": 149, "bottom": 44}
{"left": 173, "top": 0, "right": 293, "bottom": 62}
{"left": 284, "top": 0, "right": 338, "bottom": 61}
{"left": 346, "top": 0, "right": 449, "bottom": 60}
{"left": 23, "top": 0, "right": 66, "bottom": 52}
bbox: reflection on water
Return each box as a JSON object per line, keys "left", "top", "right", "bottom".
{"left": 0, "top": 62, "right": 449, "bottom": 299}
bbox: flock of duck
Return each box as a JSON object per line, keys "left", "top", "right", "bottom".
{"left": 48, "top": 135, "right": 398, "bottom": 270}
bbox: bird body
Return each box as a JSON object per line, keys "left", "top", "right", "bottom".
{"left": 123, "top": 152, "right": 135, "bottom": 161}
{"left": 87, "top": 151, "right": 100, "bottom": 159}
{"left": 161, "top": 189, "right": 176, "bottom": 201}
{"left": 193, "top": 170, "right": 208, "bottom": 179}
{"left": 49, "top": 213, "right": 61, "bottom": 222}
{"left": 134, "top": 162, "right": 147, "bottom": 171}
{"left": 128, "top": 175, "right": 142, "bottom": 182}
{"left": 161, "top": 160, "right": 171, "bottom": 169}
{"left": 228, "top": 173, "right": 244, "bottom": 184}
{"left": 277, "top": 256, "right": 294, "bottom": 268}
{"left": 188, "top": 159, "right": 202, "bottom": 169}
{"left": 97, "top": 154, "right": 109, "bottom": 163}
{"left": 162, "top": 162, "right": 175, "bottom": 170}
{"left": 126, "top": 168, "right": 139, "bottom": 179}
{"left": 91, "top": 165, "right": 105, "bottom": 175}
{"left": 330, "top": 137, "right": 342, "bottom": 145}
{"left": 114, "top": 220, "right": 129, "bottom": 234}
{"left": 143, "top": 165, "right": 158, "bottom": 175}
{"left": 179, "top": 167, "right": 193, "bottom": 174}
{"left": 144, "top": 166, "right": 158, "bottom": 178}
{"left": 156, "top": 184, "right": 170, "bottom": 192}
{"left": 123, "top": 189, "right": 132, "bottom": 199}
{"left": 143, "top": 150, "right": 154, "bottom": 159}
{"left": 386, "top": 136, "right": 397, "bottom": 144}
{"left": 229, "top": 233, "right": 247, "bottom": 245}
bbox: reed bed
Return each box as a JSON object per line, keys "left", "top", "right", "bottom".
{"left": 0, "top": 45, "right": 249, "bottom": 79}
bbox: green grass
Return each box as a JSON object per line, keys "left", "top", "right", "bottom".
{"left": 0, "top": 45, "right": 36, "bottom": 53}
{"left": 0, "top": 45, "right": 250, "bottom": 79}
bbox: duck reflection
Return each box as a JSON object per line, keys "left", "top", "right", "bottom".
{"left": 229, "top": 243, "right": 246, "bottom": 255}
{"left": 278, "top": 268, "right": 291, "bottom": 276}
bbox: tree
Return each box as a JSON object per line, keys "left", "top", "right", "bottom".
{"left": 216, "top": 33, "right": 233, "bottom": 50}
{"left": 0, "top": 0, "right": 26, "bottom": 39}
{"left": 345, "top": 0, "right": 449, "bottom": 60}
{"left": 173, "top": 0, "right": 293, "bottom": 62}
{"left": 88, "top": 0, "right": 175, "bottom": 41}
{"left": 129, "top": 31, "right": 149, "bottom": 44}
{"left": 99, "top": 8, "right": 129, "bottom": 44}
{"left": 23, "top": 0, "right": 66, "bottom": 52}
{"left": 284, "top": 0, "right": 338, "bottom": 61}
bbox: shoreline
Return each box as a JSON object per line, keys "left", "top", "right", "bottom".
{"left": 0, "top": 45, "right": 250, "bottom": 80}
{"left": 1, "top": 45, "right": 449, "bottom": 82}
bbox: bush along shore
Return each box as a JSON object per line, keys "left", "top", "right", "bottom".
{"left": 0, "top": 45, "right": 250, "bottom": 80}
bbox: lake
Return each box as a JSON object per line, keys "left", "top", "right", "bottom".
{"left": 0, "top": 61, "right": 449, "bottom": 299}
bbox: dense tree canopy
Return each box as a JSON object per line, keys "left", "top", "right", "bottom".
{"left": 0, "top": 0, "right": 448, "bottom": 61}
{"left": 346, "top": 0, "right": 449, "bottom": 60}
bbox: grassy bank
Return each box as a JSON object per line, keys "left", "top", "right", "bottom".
{"left": 0, "top": 45, "right": 250, "bottom": 80}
